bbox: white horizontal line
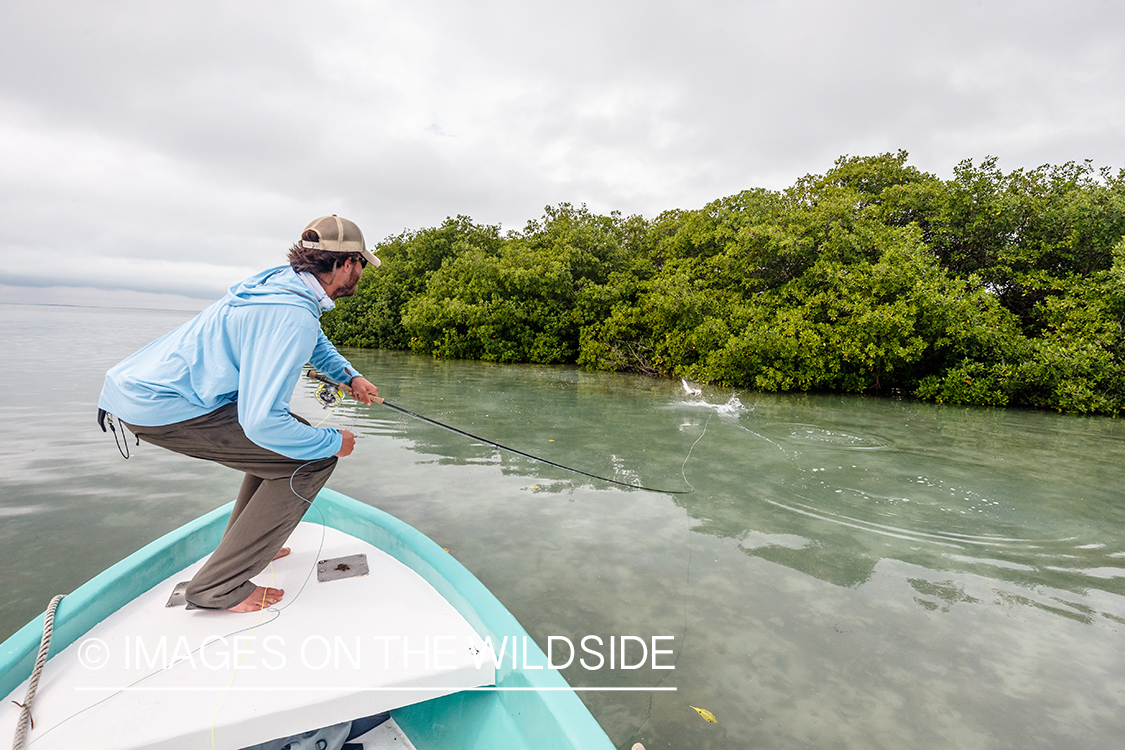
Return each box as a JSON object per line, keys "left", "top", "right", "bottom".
{"left": 76, "top": 686, "right": 676, "bottom": 693}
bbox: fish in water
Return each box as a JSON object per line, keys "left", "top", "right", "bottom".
{"left": 681, "top": 378, "right": 702, "bottom": 396}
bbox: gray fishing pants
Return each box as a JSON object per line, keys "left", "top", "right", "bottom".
{"left": 122, "top": 403, "right": 337, "bottom": 609}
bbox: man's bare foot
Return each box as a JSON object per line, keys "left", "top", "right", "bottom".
{"left": 228, "top": 586, "right": 284, "bottom": 612}
{"left": 272, "top": 547, "right": 291, "bottom": 561}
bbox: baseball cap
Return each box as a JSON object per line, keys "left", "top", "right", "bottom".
{"left": 300, "top": 215, "right": 381, "bottom": 268}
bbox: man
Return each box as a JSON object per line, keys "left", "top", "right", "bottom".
{"left": 98, "top": 215, "right": 381, "bottom": 613}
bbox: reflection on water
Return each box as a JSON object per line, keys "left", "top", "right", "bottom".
{"left": 3, "top": 304, "right": 1125, "bottom": 750}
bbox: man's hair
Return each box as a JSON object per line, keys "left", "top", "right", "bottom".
{"left": 288, "top": 229, "right": 364, "bottom": 275}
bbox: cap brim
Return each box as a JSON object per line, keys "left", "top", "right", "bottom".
{"left": 360, "top": 248, "right": 381, "bottom": 268}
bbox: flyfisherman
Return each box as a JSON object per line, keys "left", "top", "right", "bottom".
{"left": 97, "top": 215, "right": 381, "bottom": 613}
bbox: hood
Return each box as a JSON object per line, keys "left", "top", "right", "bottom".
{"left": 223, "top": 266, "right": 323, "bottom": 316}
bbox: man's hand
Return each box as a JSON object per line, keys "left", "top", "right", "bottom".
{"left": 335, "top": 429, "right": 356, "bottom": 457}
{"left": 347, "top": 376, "right": 380, "bottom": 405}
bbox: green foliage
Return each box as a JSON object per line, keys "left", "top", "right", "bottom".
{"left": 395, "top": 204, "right": 647, "bottom": 364}
{"left": 923, "top": 158, "right": 1125, "bottom": 326}
{"left": 328, "top": 153, "right": 1125, "bottom": 415}
{"left": 321, "top": 216, "right": 503, "bottom": 348}
{"left": 401, "top": 241, "right": 577, "bottom": 363}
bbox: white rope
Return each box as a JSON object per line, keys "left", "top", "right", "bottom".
{"left": 12, "top": 594, "right": 65, "bottom": 750}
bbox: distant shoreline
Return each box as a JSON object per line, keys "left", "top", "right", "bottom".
{"left": 0, "top": 300, "right": 203, "bottom": 314}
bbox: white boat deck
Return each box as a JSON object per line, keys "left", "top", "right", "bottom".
{"left": 0, "top": 522, "right": 495, "bottom": 749}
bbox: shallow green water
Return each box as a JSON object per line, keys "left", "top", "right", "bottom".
{"left": 2, "top": 303, "right": 1124, "bottom": 749}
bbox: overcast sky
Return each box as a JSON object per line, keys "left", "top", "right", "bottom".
{"left": 2, "top": 0, "right": 1122, "bottom": 308}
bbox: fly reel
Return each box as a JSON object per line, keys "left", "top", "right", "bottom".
{"left": 314, "top": 381, "right": 344, "bottom": 408}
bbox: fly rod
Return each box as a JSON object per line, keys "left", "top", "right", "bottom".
{"left": 306, "top": 369, "right": 692, "bottom": 494}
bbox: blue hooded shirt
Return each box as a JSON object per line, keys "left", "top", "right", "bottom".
{"left": 98, "top": 266, "right": 359, "bottom": 460}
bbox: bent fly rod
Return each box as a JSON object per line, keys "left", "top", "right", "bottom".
{"left": 305, "top": 369, "right": 693, "bottom": 494}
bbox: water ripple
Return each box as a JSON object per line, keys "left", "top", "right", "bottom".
{"left": 759, "top": 422, "right": 889, "bottom": 449}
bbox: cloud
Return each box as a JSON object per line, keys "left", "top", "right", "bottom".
{"left": 1, "top": 0, "right": 1123, "bottom": 302}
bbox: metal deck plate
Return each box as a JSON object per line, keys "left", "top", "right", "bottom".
{"left": 317, "top": 553, "right": 369, "bottom": 582}
{"left": 165, "top": 581, "right": 190, "bottom": 608}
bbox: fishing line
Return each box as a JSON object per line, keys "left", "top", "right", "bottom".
{"left": 26, "top": 585, "right": 286, "bottom": 745}
{"left": 209, "top": 568, "right": 277, "bottom": 750}
{"left": 203, "top": 433, "right": 366, "bottom": 746}
{"left": 257, "top": 399, "right": 366, "bottom": 617}
{"left": 678, "top": 412, "right": 712, "bottom": 493}
{"left": 624, "top": 413, "right": 710, "bottom": 746}
{"left": 40, "top": 438, "right": 347, "bottom": 742}
{"left": 59, "top": 378, "right": 696, "bottom": 738}
{"left": 204, "top": 414, "right": 361, "bottom": 743}
{"left": 307, "top": 370, "right": 694, "bottom": 495}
